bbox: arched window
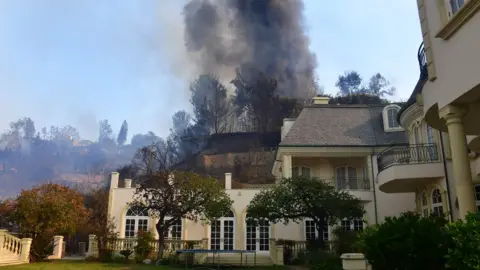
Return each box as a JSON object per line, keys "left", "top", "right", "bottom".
{"left": 414, "top": 125, "right": 420, "bottom": 144}
{"left": 431, "top": 189, "right": 443, "bottom": 216}
{"left": 387, "top": 107, "right": 400, "bottom": 128}
{"left": 336, "top": 166, "right": 358, "bottom": 190}
{"left": 210, "top": 210, "right": 235, "bottom": 250}
{"left": 125, "top": 206, "right": 149, "bottom": 238}
{"left": 292, "top": 166, "right": 311, "bottom": 178}
{"left": 246, "top": 214, "right": 270, "bottom": 252}
{"left": 421, "top": 193, "right": 429, "bottom": 217}
{"left": 426, "top": 125, "right": 438, "bottom": 160}
{"left": 304, "top": 218, "right": 329, "bottom": 241}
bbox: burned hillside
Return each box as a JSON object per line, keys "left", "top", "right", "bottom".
{"left": 174, "top": 132, "right": 280, "bottom": 184}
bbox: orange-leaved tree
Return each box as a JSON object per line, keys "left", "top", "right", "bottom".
{"left": 11, "top": 183, "right": 90, "bottom": 261}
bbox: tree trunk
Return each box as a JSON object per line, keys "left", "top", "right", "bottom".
{"left": 156, "top": 223, "right": 166, "bottom": 260}
{"left": 315, "top": 219, "right": 326, "bottom": 250}
{"left": 157, "top": 236, "right": 165, "bottom": 260}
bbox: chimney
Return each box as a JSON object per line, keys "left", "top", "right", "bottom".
{"left": 312, "top": 96, "right": 330, "bottom": 105}
{"left": 110, "top": 172, "right": 119, "bottom": 189}
{"left": 124, "top": 179, "right": 132, "bottom": 188}
{"left": 281, "top": 118, "right": 296, "bottom": 140}
{"left": 225, "top": 173, "right": 232, "bottom": 190}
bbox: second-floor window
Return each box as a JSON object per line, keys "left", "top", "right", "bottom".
{"left": 447, "top": 0, "right": 465, "bottom": 17}
{"left": 336, "top": 166, "right": 357, "bottom": 189}
{"left": 292, "top": 166, "right": 311, "bottom": 178}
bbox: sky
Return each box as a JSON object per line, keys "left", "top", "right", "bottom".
{"left": 0, "top": 0, "right": 422, "bottom": 141}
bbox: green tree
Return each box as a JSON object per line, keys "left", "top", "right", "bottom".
{"left": 11, "top": 183, "right": 90, "bottom": 261}
{"left": 117, "top": 120, "right": 128, "bottom": 146}
{"left": 247, "top": 176, "right": 364, "bottom": 248}
{"left": 130, "top": 145, "right": 233, "bottom": 259}
{"left": 335, "top": 71, "right": 395, "bottom": 98}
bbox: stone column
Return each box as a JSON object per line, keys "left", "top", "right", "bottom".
{"left": 20, "top": 238, "right": 32, "bottom": 262}
{"left": 282, "top": 155, "right": 292, "bottom": 178}
{"left": 440, "top": 105, "right": 477, "bottom": 218}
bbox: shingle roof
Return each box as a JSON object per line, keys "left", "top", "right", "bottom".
{"left": 280, "top": 105, "right": 408, "bottom": 147}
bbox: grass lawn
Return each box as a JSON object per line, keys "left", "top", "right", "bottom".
{"left": 1, "top": 261, "right": 286, "bottom": 270}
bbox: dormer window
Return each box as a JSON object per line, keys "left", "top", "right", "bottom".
{"left": 382, "top": 104, "right": 404, "bottom": 132}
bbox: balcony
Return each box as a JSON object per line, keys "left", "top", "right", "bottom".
{"left": 376, "top": 144, "right": 444, "bottom": 193}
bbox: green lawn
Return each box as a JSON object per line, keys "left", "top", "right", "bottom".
{"left": 1, "top": 261, "right": 285, "bottom": 270}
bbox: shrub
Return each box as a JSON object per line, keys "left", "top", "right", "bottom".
{"left": 98, "top": 249, "right": 114, "bottom": 263}
{"left": 310, "top": 250, "right": 342, "bottom": 270}
{"left": 134, "top": 230, "right": 154, "bottom": 262}
{"left": 331, "top": 228, "right": 361, "bottom": 256}
{"left": 446, "top": 212, "right": 480, "bottom": 270}
{"left": 358, "top": 212, "right": 450, "bottom": 270}
{"left": 29, "top": 234, "right": 55, "bottom": 262}
{"left": 120, "top": 249, "right": 133, "bottom": 260}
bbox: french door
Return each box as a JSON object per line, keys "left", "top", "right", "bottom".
{"left": 246, "top": 220, "right": 270, "bottom": 252}
{"left": 210, "top": 218, "right": 235, "bottom": 250}
{"left": 125, "top": 218, "right": 149, "bottom": 238}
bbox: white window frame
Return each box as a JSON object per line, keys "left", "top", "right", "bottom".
{"left": 474, "top": 185, "right": 480, "bottom": 212}
{"left": 445, "top": 0, "right": 466, "bottom": 18}
{"left": 292, "top": 166, "right": 311, "bottom": 178}
{"left": 341, "top": 218, "right": 364, "bottom": 232}
{"left": 425, "top": 125, "right": 438, "bottom": 160}
{"left": 421, "top": 192, "right": 429, "bottom": 217}
{"left": 245, "top": 216, "right": 271, "bottom": 253}
{"left": 210, "top": 211, "right": 235, "bottom": 250}
{"left": 382, "top": 105, "right": 404, "bottom": 132}
{"left": 335, "top": 166, "right": 358, "bottom": 190}
{"left": 124, "top": 206, "right": 150, "bottom": 238}
{"left": 304, "top": 218, "right": 330, "bottom": 241}
{"left": 431, "top": 189, "right": 444, "bottom": 216}
{"left": 162, "top": 218, "right": 183, "bottom": 240}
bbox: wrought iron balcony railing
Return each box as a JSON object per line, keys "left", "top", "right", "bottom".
{"left": 377, "top": 144, "right": 440, "bottom": 172}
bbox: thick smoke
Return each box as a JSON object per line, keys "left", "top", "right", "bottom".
{"left": 182, "top": 0, "right": 317, "bottom": 99}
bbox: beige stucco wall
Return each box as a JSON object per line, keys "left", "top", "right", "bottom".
{"left": 420, "top": 1, "right": 480, "bottom": 111}
{"left": 109, "top": 180, "right": 376, "bottom": 250}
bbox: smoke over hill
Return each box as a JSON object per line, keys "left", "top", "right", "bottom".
{"left": 181, "top": 0, "right": 318, "bottom": 99}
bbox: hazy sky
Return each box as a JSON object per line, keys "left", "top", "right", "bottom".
{"left": 0, "top": 0, "right": 422, "bottom": 141}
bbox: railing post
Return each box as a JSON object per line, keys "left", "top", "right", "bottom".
{"left": 48, "top": 235, "right": 64, "bottom": 259}
{"left": 269, "top": 238, "right": 277, "bottom": 264}
{"left": 201, "top": 238, "right": 208, "bottom": 249}
{"left": 0, "top": 229, "right": 7, "bottom": 250}
{"left": 87, "top": 234, "right": 98, "bottom": 257}
{"left": 19, "top": 238, "right": 32, "bottom": 262}
{"left": 275, "top": 245, "right": 284, "bottom": 265}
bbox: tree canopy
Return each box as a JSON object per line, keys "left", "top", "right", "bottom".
{"left": 247, "top": 177, "right": 364, "bottom": 246}
{"left": 130, "top": 145, "right": 233, "bottom": 258}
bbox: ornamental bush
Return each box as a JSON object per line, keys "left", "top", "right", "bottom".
{"left": 446, "top": 212, "right": 480, "bottom": 270}
{"left": 358, "top": 212, "right": 451, "bottom": 270}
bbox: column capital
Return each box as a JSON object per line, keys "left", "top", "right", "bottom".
{"left": 439, "top": 105, "right": 467, "bottom": 124}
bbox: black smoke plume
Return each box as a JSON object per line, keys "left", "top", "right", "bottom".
{"left": 183, "top": 0, "right": 318, "bottom": 99}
